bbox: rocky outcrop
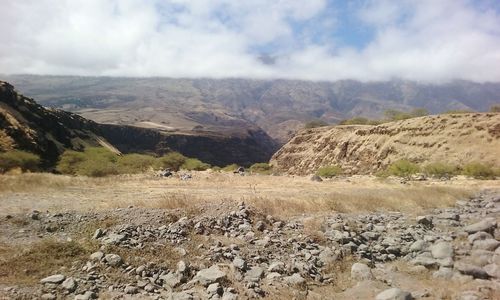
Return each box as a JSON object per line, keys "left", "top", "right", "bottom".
{"left": 0, "top": 81, "right": 277, "bottom": 167}
{"left": 271, "top": 113, "right": 500, "bottom": 175}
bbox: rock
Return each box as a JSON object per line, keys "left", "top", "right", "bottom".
{"left": 89, "top": 251, "right": 104, "bottom": 262}
{"left": 104, "top": 253, "right": 122, "bottom": 267}
{"left": 416, "top": 216, "right": 433, "bottom": 227}
{"left": 409, "top": 240, "right": 427, "bottom": 252}
{"left": 74, "top": 291, "right": 96, "bottom": 300}
{"left": 194, "top": 265, "right": 227, "bottom": 286}
{"left": 244, "top": 266, "right": 264, "bottom": 282}
{"left": 101, "top": 233, "right": 125, "bottom": 245}
{"left": 41, "top": 294, "right": 56, "bottom": 300}
{"left": 431, "top": 242, "right": 453, "bottom": 259}
{"left": 455, "top": 262, "right": 489, "bottom": 279}
{"left": 268, "top": 262, "right": 285, "bottom": 273}
{"left": 160, "top": 273, "right": 182, "bottom": 288}
{"left": 310, "top": 175, "right": 323, "bottom": 182}
{"left": 172, "top": 290, "right": 194, "bottom": 300}
{"left": 467, "top": 231, "right": 493, "bottom": 243}
{"left": 144, "top": 284, "right": 155, "bottom": 292}
{"left": 177, "top": 260, "right": 189, "bottom": 274}
{"left": 483, "top": 263, "right": 500, "bottom": 278}
{"left": 350, "top": 263, "right": 373, "bottom": 281}
{"left": 61, "top": 277, "right": 77, "bottom": 292}
{"left": 124, "top": 285, "right": 138, "bottom": 294}
{"left": 222, "top": 291, "right": 239, "bottom": 300}
{"left": 283, "top": 273, "right": 305, "bottom": 285}
{"left": 433, "top": 267, "right": 454, "bottom": 279}
{"left": 472, "top": 239, "right": 500, "bottom": 251}
{"left": 233, "top": 257, "right": 247, "bottom": 270}
{"left": 40, "top": 274, "right": 66, "bottom": 284}
{"left": 29, "top": 210, "right": 41, "bottom": 220}
{"left": 463, "top": 218, "right": 497, "bottom": 234}
{"left": 207, "top": 282, "right": 223, "bottom": 296}
{"left": 92, "top": 228, "right": 104, "bottom": 239}
{"left": 375, "top": 288, "right": 412, "bottom": 300}
{"left": 255, "top": 221, "right": 265, "bottom": 231}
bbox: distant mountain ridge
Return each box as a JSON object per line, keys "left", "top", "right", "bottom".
{"left": 3, "top": 75, "right": 500, "bottom": 144}
{"left": 0, "top": 81, "right": 277, "bottom": 167}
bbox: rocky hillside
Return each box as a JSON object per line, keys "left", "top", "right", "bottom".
{"left": 271, "top": 113, "right": 500, "bottom": 175}
{"left": 0, "top": 81, "right": 277, "bottom": 167}
{"left": 4, "top": 75, "right": 500, "bottom": 144}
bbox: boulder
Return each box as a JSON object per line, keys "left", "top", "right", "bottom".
{"left": 283, "top": 273, "right": 305, "bottom": 285}
{"left": 375, "top": 288, "right": 412, "bottom": 300}
{"left": 430, "top": 242, "right": 453, "bottom": 259}
{"left": 104, "top": 254, "right": 122, "bottom": 267}
{"left": 463, "top": 218, "right": 496, "bottom": 234}
{"left": 350, "top": 263, "right": 373, "bottom": 281}
{"left": 40, "top": 274, "right": 65, "bottom": 284}
{"left": 194, "top": 265, "right": 227, "bottom": 286}
{"left": 244, "top": 266, "right": 264, "bottom": 282}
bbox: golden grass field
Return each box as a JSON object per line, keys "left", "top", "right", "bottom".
{"left": 1, "top": 171, "right": 498, "bottom": 216}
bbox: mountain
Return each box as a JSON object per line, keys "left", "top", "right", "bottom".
{"left": 3, "top": 75, "right": 500, "bottom": 144}
{"left": 0, "top": 81, "right": 276, "bottom": 167}
{"left": 270, "top": 113, "right": 500, "bottom": 175}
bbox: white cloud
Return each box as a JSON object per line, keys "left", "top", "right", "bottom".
{"left": 0, "top": 0, "right": 499, "bottom": 82}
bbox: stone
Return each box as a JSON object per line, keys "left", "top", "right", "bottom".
{"left": 455, "top": 262, "right": 489, "bottom": 279}
{"left": 283, "top": 273, "right": 305, "bottom": 285}
{"left": 233, "top": 257, "right": 247, "bottom": 270}
{"left": 89, "top": 251, "right": 104, "bottom": 262}
{"left": 310, "top": 175, "right": 323, "bottom": 182}
{"left": 409, "top": 240, "right": 426, "bottom": 252}
{"left": 177, "top": 260, "right": 189, "bottom": 274}
{"left": 433, "top": 267, "right": 454, "bottom": 279}
{"left": 431, "top": 242, "right": 453, "bottom": 259}
{"left": 483, "top": 263, "right": 500, "bottom": 278}
{"left": 74, "top": 291, "right": 96, "bottom": 300}
{"left": 194, "top": 265, "right": 227, "bottom": 286}
{"left": 104, "top": 253, "right": 122, "bottom": 267}
{"left": 41, "top": 294, "right": 56, "bottom": 300}
{"left": 124, "top": 285, "right": 138, "bottom": 294}
{"left": 467, "top": 231, "right": 493, "bottom": 243}
{"left": 416, "top": 216, "right": 433, "bottom": 227}
{"left": 144, "top": 284, "right": 155, "bottom": 292}
{"left": 172, "top": 290, "right": 194, "bottom": 300}
{"left": 101, "top": 233, "right": 125, "bottom": 245}
{"left": 222, "top": 291, "right": 239, "bottom": 300}
{"left": 61, "top": 277, "right": 77, "bottom": 292}
{"left": 350, "top": 263, "right": 373, "bottom": 281}
{"left": 375, "top": 288, "right": 412, "bottom": 300}
{"left": 245, "top": 266, "right": 264, "bottom": 282}
{"left": 255, "top": 221, "right": 265, "bottom": 231}
{"left": 268, "top": 262, "right": 285, "bottom": 273}
{"left": 92, "top": 228, "right": 104, "bottom": 239}
{"left": 207, "top": 283, "right": 222, "bottom": 295}
{"left": 30, "top": 210, "right": 41, "bottom": 220}
{"left": 472, "top": 239, "right": 500, "bottom": 251}
{"left": 160, "top": 273, "right": 182, "bottom": 288}
{"left": 40, "top": 274, "right": 66, "bottom": 284}
{"left": 463, "top": 218, "right": 497, "bottom": 234}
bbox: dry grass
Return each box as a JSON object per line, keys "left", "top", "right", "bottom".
{"left": 0, "top": 239, "right": 90, "bottom": 284}
{"left": 0, "top": 172, "right": 496, "bottom": 216}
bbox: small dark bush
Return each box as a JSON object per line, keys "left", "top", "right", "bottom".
{"left": 386, "top": 159, "right": 420, "bottom": 178}
{"left": 157, "top": 152, "right": 187, "bottom": 171}
{"left": 423, "top": 162, "right": 458, "bottom": 178}
{"left": 0, "top": 150, "right": 40, "bottom": 173}
{"left": 462, "top": 162, "right": 497, "bottom": 179}
{"left": 316, "top": 165, "right": 342, "bottom": 178}
{"left": 304, "top": 119, "right": 329, "bottom": 129}
{"left": 117, "top": 154, "right": 156, "bottom": 173}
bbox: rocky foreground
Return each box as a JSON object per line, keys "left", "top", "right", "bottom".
{"left": 1, "top": 190, "right": 499, "bottom": 299}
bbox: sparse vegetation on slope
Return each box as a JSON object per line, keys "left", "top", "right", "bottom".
{"left": 316, "top": 165, "right": 343, "bottom": 178}
{"left": 249, "top": 162, "right": 273, "bottom": 174}
{"left": 0, "top": 150, "right": 40, "bottom": 173}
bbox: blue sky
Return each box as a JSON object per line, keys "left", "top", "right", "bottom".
{"left": 1, "top": 0, "right": 500, "bottom": 82}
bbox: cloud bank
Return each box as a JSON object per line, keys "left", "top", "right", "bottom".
{"left": 1, "top": 0, "right": 500, "bottom": 82}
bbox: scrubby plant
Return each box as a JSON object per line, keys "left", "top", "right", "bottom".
{"left": 222, "top": 163, "right": 239, "bottom": 172}
{"left": 117, "top": 153, "right": 156, "bottom": 173}
{"left": 304, "top": 119, "right": 329, "bottom": 129}
{"left": 57, "top": 147, "right": 119, "bottom": 177}
{"left": 249, "top": 162, "right": 273, "bottom": 174}
{"left": 181, "top": 158, "right": 210, "bottom": 171}
{"left": 462, "top": 162, "right": 497, "bottom": 179}
{"left": 443, "top": 109, "right": 474, "bottom": 114}
{"left": 56, "top": 150, "right": 86, "bottom": 175}
{"left": 316, "top": 165, "right": 342, "bottom": 178}
{"left": 338, "top": 117, "right": 382, "bottom": 125}
{"left": 0, "top": 150, "right": 40, "bottom": 173}
{"left": 423, "top": 162, "right": 458, "bottom": 178}
{"left": 384, "top": 108, "right": 429, "bottom": 121}
{"left": 157, "top": 152, "right": 187, "bottom": 171}
{"left": 386, "top": 159, "right": 420, "bottom": 178}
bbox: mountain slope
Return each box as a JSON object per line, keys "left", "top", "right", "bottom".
{"left": 0, "top": 81, "right": 277, "bottom": 167}
{"left": 3, "top": 75, "right": 500, "bottom": 144}
{"left": 270, "top": 113, "right": 500, "bottom": 175}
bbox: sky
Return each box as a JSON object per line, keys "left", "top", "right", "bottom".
{"left": 1, "top": 0, "right": 500, "bottom": 82}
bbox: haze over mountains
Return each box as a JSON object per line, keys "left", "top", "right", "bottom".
{"left": 4, "top": 75, "right": 500, "bottom": 144}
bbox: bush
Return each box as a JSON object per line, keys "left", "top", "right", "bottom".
{"left": 384, "top": 108, "right": 429, "bottom": 121}
{"left": 57, "top": 147, "right": 119, "bottom": 177}
{"left": 56, "top": 150, "right": 86, "bottom": 174}
{"left": 0, "top": 150, "right": 40, "bottom": 173}
{"left": 222, "top": 163, "right": 239, "bottom": 172}
{"left": 117, "top": 154, "right": 156, "bottom": 173}
{"left": 443, "top": 109, "right": 474, "bottom": 114}
{"left": 249, "top": 163, "right": 272, "bottom": 174}
{"left": 76, "top": 160, "right": 119, "bottom": 177}
{"left": 181, "top": 158, "right": 210, "bottom": 171}
{"left": 339, "top": 117, "right": 382, "bottom": 125}
{"left": 316, "top": 165, "right": 342, "bottom": 178}
{"left": 462, "top": 162, "right": 497, "bottom": 179}
{"left": 386, "top": 160, "right": 420, "bottom": 178}
{"left": 157, "top": 152, "right": 187, "bottom": 171}
{"left": 423, "top": 162, "right": 458, "bottom": 178}
{"left": 304, "top": 119, "right": 329, "bottom": 129}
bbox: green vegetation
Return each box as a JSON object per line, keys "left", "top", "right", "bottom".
{"left": 249, "top": 162, "right": 273, "bottom": 174}
{"left": 423, "top": 162, "right": 458, "bottom": 178}
{"left": 462, "top": 162, "right": 498, "bottom": 179}
{"left": 385, "top": 159, "right": 420, "bottom": 178}
{"left": 181, "top": 158, "right": 210, "bottom": 171}
{"left": 304, "top": 119, "right": 329, "bottom": 129}
{"left": 0, "top": 150, "right": 40, "bottom": 173}
{"left": 443, "top": 109, "right": 474, "bottom": 114}
{"left": 316, "top": 165, "right": 342, "bottom": 178}
{"left": 384, "top": 108, "right": 429, "bottom": 121}
{"left": 339, "top": 117, "right": 382, "bottom": 125}
{"left": 56, "top": 147, "right": 211, "bottom": 176}
{"left": 222, "top": 163, "right": 239, "bottom": 172}
{"left": 157, "top": 152, "right": 187, "bottom": 171}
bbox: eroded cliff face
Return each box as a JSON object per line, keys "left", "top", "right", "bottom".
{"left": 0, "top": 81, "right": 277, "bottom": 168}
{"left": 271, "top": 113, "right": 500, "bottom": 175}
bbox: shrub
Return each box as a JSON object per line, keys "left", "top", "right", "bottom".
{"left": 423, "top": 162, "right": 458, "bottom": 178}
{"left": 222, "top": 163, "right": 239, "bottom": 172}
{"left": 386, "top": 160, "right": 420, "bottom": 177}
{"left": 157, "top": 152, "right": 187, "bottom": 171}
{"left": 443, "top": 109, "right": 474, "bottom": 114}
{"left": 56, "top": 150, "right": 86, "bottom": 175}
{"left": 384, "top": 108, "right": 429, "bottom": 121}
{"left": 74, "top": 160, "right": 119, "bottom": 177}
{"left": 117, "top": 153, "right": 156, "bottom": 173}
{"left": 304, "top": 119, "right": 329, "bottom": 129}
{"left": 462, "top": 162, "right": 497, "bottom": 179}
{"left": 57, "top": 147, "right": 119, "bottom": 177}
{"left": 339, "top": 117, "right": 382, "bottom": 125}
{"left": 249, "top": 162, "right": 272, "bottom": 174}
{"left": 181, "top": 158, "right": 210, "bottom": 171}
{"left": 316, "top": 165, "right": 342, "bottom": 178}
{"left": 0, "top": 150, "right": 40, "bottom": 173}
